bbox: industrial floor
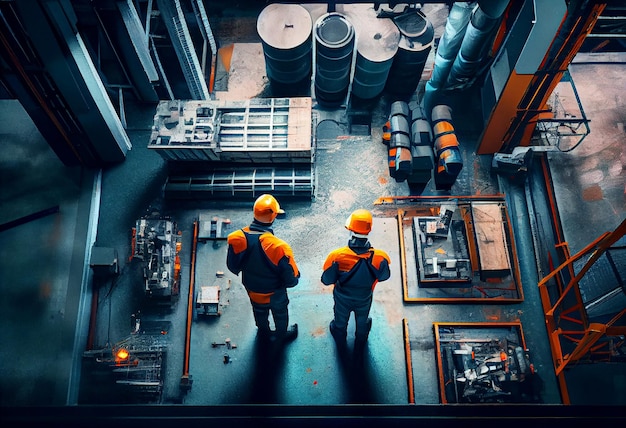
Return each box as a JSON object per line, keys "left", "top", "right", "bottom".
{"left": 1, "top": 3, "right": 625, "bottom": 426}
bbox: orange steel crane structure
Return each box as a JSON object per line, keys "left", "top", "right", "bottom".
{"left": 538, "top": 218, "right": 626, "bottom": 404}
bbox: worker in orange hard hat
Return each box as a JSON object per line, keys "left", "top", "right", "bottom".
{"left": 227, "top": 194, "right": 299, "bottom": 343}
{"left": 321, "top": 209, "right": 391, "bottom": 364}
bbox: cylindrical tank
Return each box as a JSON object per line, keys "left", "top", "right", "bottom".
{"left": 385, "top": 10, "right": 434, "bottom": 99}
{"left": 314, "top": 13, "right": 355, "bottom": 107}
{"left": 410, "top": 104, "right": 432, "bottom": 146}
{"left": 431, "top": 104, "right": 462, "bottom": 190}
{"left": 434, "top": 147, "right": 463, "bottom": 190}
{"left": 351, "top": 14, "right": 399, "bottom": 101}
{"left": 431, "top": 105, "right": 458, "bottom": 156}
{"left": 257, "top": 4, "right": 313, "bottom": 94}
{"left": 387, "top": 100, "right": 412, "bottom": 182}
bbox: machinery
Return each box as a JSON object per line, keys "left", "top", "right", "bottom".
{"left": 413, "top": 201, "right": 512, "bottom": 288}
{"left": 148, "top": 97, "right": 316, "bottom": 200}
{"left": 82, "top": 319, "right": 169, "bottom": 404}
{"left": 434, "top": 323, "right": 540, "bottom": 404}
{"left": 196, "top": 271, "right": 231, "bottom": 318}
{"left": 132, "top": 217, "right": 182, "bottom": 304}
{"left": 380, "top": 196, "right": 523, "bottom": 303}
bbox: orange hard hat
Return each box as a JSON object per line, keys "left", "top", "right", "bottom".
{"left": 345, "top": 209, "right": 372, "bottom": 236}
{"left": 253, "top": 194, "right": 284, "bottom": 223}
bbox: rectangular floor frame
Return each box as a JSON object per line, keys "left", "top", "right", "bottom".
{"left": 392, "top": 195, "right": 524, "bottom": 304}
{"left": 432, "top": 321, "right": 529, "bottom": 404}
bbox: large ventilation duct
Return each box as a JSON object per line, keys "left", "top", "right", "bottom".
{"left": 422, "top": 2, "right": 475, "bottom": 118}
{"left": 428, "top": 2, "right": 475, "bottom": 89}
{"left": 445, "top": 0, "right": 509, "bottom": 89}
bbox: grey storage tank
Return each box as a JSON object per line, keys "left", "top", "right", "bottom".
{"left": 314, "top": 12, "right": 355, "bottom": 107}
{"left": 385, "top": 9, "right": 434, "bottom": 99}
{"left": 257, "top": 4, "right": 313, "bottom": 95}
{"left": 350, "top": 11, "right": 400, "bottom": 101}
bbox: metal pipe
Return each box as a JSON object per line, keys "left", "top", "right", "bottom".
{"left": 446, "top": 0, "right": 510, "bottom": 89}
{"left": 181, "top": 220, "right": 199, "bottom": 391}
{"left": 422, "top": 2, "right": 475, "bottom": 119}
{"left": 428, "top": 2, "right": 476, "bottom": 90}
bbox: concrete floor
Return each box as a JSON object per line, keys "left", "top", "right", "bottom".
{"left": 1, "top": 2, "right": 625, "bottom": 425}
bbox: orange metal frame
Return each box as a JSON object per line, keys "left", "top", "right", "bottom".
{"left": 478, "top": 3, "right": 606, "bottom": 154}
{"left": 403, "top": 319, "right": 415, "bottom": 404}
{"left": 181, "top": 220, "right": 199, "bottom": 391}
{"left": 537, "top": 218, "right": 626, "bottom": 403}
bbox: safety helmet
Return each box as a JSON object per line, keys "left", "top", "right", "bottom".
{"left": 253, "top": 194, "right": 284, "bottom": 223}
{"left": 345, "top": 209, "right": 373, "bottom": 237}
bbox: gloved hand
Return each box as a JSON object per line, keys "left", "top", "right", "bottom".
{"left": 321, "top": 261, "right": 340, "bottom": 285}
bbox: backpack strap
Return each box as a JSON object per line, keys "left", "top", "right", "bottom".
{"left": 241, "top": 230, "right": 279, "bottom": 274}
{"left": 337, "top": 250, "right": 376, "bottom": 287}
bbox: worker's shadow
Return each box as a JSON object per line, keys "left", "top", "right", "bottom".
{"left": 244, "top": 336, "right": 288, "bottom": 404}
{"left": 334, "top": 341, "right": 378, "bottom": 404}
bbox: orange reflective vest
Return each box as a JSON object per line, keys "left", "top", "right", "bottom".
{"left": 227, "top": 223, "right": 299, "bottom": 294}
{"left": 321, "top": 241, "right": 390, "bottom": 300}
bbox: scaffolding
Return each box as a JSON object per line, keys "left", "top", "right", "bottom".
{"left": 83, "top": 326, "right": 169, "bottom": 404}
{"left": 538, "top": 219, "right": 626, "bottom": 403}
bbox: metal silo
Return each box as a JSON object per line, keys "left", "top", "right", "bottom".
{"left": 257, "top": 4, "right": 313, "bottom": 95}
{"left": 351, "top": 13, "right": 400, "bottom": 101}
{"left": 385, "top": 10, "right": 434, "bottom": 99}
{"left": 314, "top": 12, "right": 355, "bottom": 107}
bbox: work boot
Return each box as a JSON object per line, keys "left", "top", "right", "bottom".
{"left": 354, "top": 337, "right": 368, "bottom": 367}
{"left": 329, "top": 320, "right": 347, "bottom": 344}
{"left": 354, "top": 319, "right": 371, "bottom": 367}
{"left": 277, "top": 323, "right": 298, "bottom": 343}
{"left": 256, "top": 328, "right": 272, "bottom": 343}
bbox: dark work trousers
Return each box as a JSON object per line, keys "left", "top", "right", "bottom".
{"left": 250, "top": 288, "right": 289, "bottom": 334}
{"left": 332, "top": 289, "right": 373, "bottom": 342}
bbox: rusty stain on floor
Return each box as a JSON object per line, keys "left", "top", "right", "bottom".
{"left": 583, "top": 184, "right": 604, "bottom": 201}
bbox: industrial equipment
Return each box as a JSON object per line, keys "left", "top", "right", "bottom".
{"left": 90, "top": 247, "right": 120, "bottom": 278}
{"left": 378, "top": 196, "right": 523, "bottom": 303}
{"left": 411, "top": 200, "right": 516, "bottom": 292}
{"left": 413, "top": 203, "right": 472, "bottom": 287}
{"left": 197, "top": 214, "right": 231, "bottom": 241}
{"left": 148, "top": 97, "right": 316, "bottom": 199}
{"left": 82, "top": 320, "right": 169, "bottom": 404}
{"left": 149, "top": 97, "right": 313, "bottom": 163}
{"left": 476, "top": 0, "right": 599, "bottom": 154}
{"left": 196, "top": 271, "right": 230, "bottom": 318}
{"left": 196, "top": 285, "right": 220, "bottom": 317}
{"left": 132, "top": 217, "right": 182, "bottom": 304}
{"left": 431, "top": 105, "right": 462, "bottom": 191}
{"left": 384, "top": 100, "right": 434, "bottom": 187}
{"left": 434, "top": 323, "right": 540, "bottom": 404}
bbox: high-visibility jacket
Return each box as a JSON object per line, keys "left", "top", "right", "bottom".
{"left": 321, "top": 237, "right": 391, "bottom": 300}
{"left": 226, "top": 221, "right": 299, "bottom": 294}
